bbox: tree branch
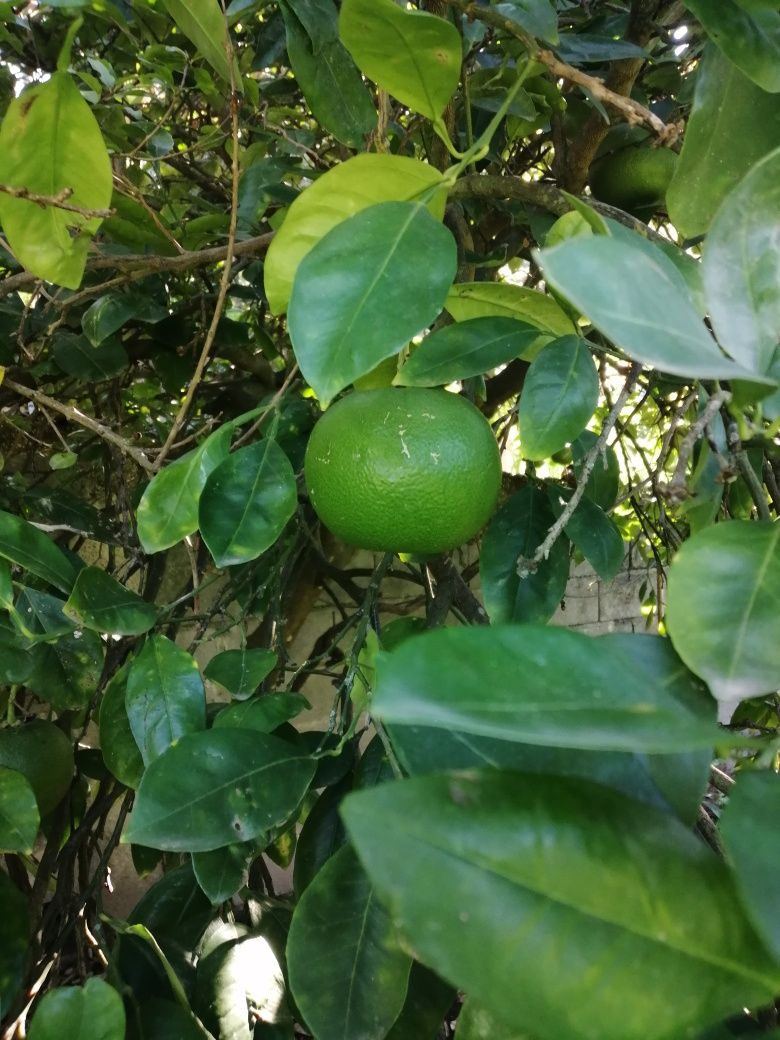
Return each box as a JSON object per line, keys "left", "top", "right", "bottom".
{"left": 0, "top": 183, "right": 114, "bottom": 220}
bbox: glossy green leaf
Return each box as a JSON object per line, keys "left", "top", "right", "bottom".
{"left": 339, "top": 0, "right": 461, "bottom": 122}
{"left": 720, "top": 770, "right": 780, "bottom": 961}
{"left": 682, "top": 1, "right": 780, "bottom": 92}
{"left": 667, "top": 46, "right": 780, "bottom": 238}
{"left": 343, "top": 772, "right": 780, "bottom": 1040}
{"left": 192, "top": 842, "right": 251, "bottom": 904}
{"left": 204, "top": 647, "right": 277, "bottom": 700}
{"left": 27, "top": 627, "right": 104, "bottom": 711}
{"left": 214, "top": 693, "right": 310, "bottom": 733}
{"left": 0, "top": 625, "right": 32, "bottom": 684}
{"left": 287, "top": 844, "right": 412, "bottom": 1040}
{"left": 373, "top": 625, "right": 721, "bottom": 753}
{"left": 163, "top": 0, "right": 240, "bottom": 89}
{"left": 137, "top": 424, "right": 233, "bottom": 554}
{"left": 572, "top": 429, "right": 620, "bottom": 511}
{"left": 0, "top": 559, "right": 11, "bottom": 610}
{"left": 547, "top": 484, "right": 624, "bottom": 582}
{"left": 702, "top": 146, "right": 780, "bottom": 375}
{"left": 64, "top": 566, "right": 157, "bottom": 635}
{"left": 0, "top": 509, "right": 77, "bottom": 593}
{"left": 385, "top": 963, "right": 453, "bottom": 1040}
{"left": 195, "top": 932, "right": 289, "bottom": 1038}
{"left": 518, "top": 336, "right": 598, "bottom": 460}
{"left": 52, "top": 333, "right": 128, "bottom": 382}
{"left": 281, "top": 0, "right": 375, "bottom": 148}
{"left": 126, "top": 636, "right": 206, "bottom": 766}
{"left": 0, "top": 73, "right": 111, "bottom": 289}
{"left": 395, "top": 317, "right": 540, "bottom": 387}
{"left": 293, "top": 784, "right": 348, "bottom": 897}
{"left": 0, "top": 870, "right": 29, "bottom": 1018}
{"left": 288, "top": 201, "right": 456, "bottom": 405}
{"left": 480, "top": 486, "right": 570, "bottom": 624}
{"left": 456, "top": 1000, "right": 535, "bottom": 1040}
{"left": 99, "top": 664, "right": 144, "bottom": 789}
{"left": 539, "top": 236, "right": 761, "bottom": 380}
{"left": 445, "top": 283, "right": 576, "bottom": 338}
{"left": 27, "top": 978, "right": 125, "bottom": 1040}
{"left": 497, "top": 0, "right": 557, "bottom": 43}
{"left": 0, "top": 766, "right": 39, "bottom": 853}
{"left": 128, "top": 861, "right": 212, "bottom": 946}
{"left": 14, "top": 587, "right": 75, "bottom": 643}
{"left": 81, "top": 292, "right": 167, "bottom": 346}
{"left": 666, "top": 521, "right": 780, "bottom": 710}
{"left": 199, "top": 439, "right": 297, "bottom": 567}
{"left": 125, "top": 729, "right": 316, "bottom": 852}
{"left": 264, "top": 153, "right": 446, "bottom": 315}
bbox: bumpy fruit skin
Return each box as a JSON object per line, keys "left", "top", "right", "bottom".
{"left": 588, "top": 146, "right": 678, "bottom": 215}
{"left": 304, "top": 388, "right": 502, "bottom": 554}
{"left": 0, "top": 720, "right": 74, "bottom": 815}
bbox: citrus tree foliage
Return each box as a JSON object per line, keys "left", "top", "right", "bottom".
{"left": 0, "top": 1, "right": 779, "bottom": 1038}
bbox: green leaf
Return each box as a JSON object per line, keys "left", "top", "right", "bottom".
{"left": 163, "top": 0, "right": 241, "bottom": 90}
{"left": 666, "top": 521, "right": 780, "bottom": 711}
{"left": 445, "top": 283, "right": 576, "bottom": 338}
{"left": 126, "top": 636, "right": 206, "bottom": 766}
{"left": 137, "top": 424, "right": 233, "bottom": 554}
{"left": 81, "top": 292, "right": 167, "bottom": 346}
{"left": 204, "top": 647, "right": 277, "bottom": 700}
{"left": 0, "top": 509, "right": 77, "bottom": 593}
{"left": 456, "top": 1000, "right": 535, "bottom": 1040}
{"left": 538, "top": 236, "right": 762, "bottom": 380}
{"left": 288, "top": 201, "right": 456, "bottom": 405}
{"left": 199, "top": 439, "right": 297, "bottom": 567}
{"left": 480, "top": 486, "right": 569, "bottom": 624}
{"left": 0, "top": 625, "right": 32, "bottom": 684}
{"left": 395, "top": 317, "right": 540, "bottom": 387}
{"left": 517, "top": 336, "right": 598, "bottom": 460}
{"left": 572, "top": 429, "right": 620, "bottom": 511}
{"left": 682, "top": 1, "right": 780, "bottom": 92}
{"left": 64, "top": 566, "right": 157, "bottom": 635}
{"left": 339, "top": 0, "right": 461, "bottom": 122}
{"left": 280, "top": 0, "right": 375, "bottom": 149}
{"left": 99, "top": 663, "right": 144, "bottom": 789}
{"left": 342, "top": 772, "right": 780, "bottom": 1040}
{"left": 496, "top": 0, "right": 558, "bottom": 43}
{"left": 0, "top": 72, "right": 111, "bottom": 289}
{"left": 372, "top": 625, "right": 721, "bottom": 753}
{"left": 287, "top": 844, "right": 412, "bottom": 1040}
{"left": 547, "top": 484, "right": 624, "bottom": 582}
{"left": 27, "top": 978, "right": 125, "bottom": 1040}
{"left": 192, "top": 843, "right": 251, "bottom": 904}
{"left": 666, "top": 46, "right": 780, "bottom": 238}
{"left": 0, "top": 870, "right": 29, "bottom": 1017}
{"left": 125, "top": 729, "right": 316, "bottom": 852}
{"left": 702, "top": 146, "right": 780, "bottom": 375}
{"left": 214, "top": 693, "right": 310, "bottom": 733}
{"left": 264, "top": 153, "right": 446, "bottom": 315}
{"left": 385, "top": 963, "right": 453, "bottom": 1040}
{"left": 293, "top": 784, "right": 348, "bottom": 897}
{"left": 720, "top": 770, "right": 780, "bottom": 961}
{"left": 52, "top": 333, "right": 128, "bottom": 382}
{"left": 27, "top": 627, "right": 104, "bottom": 711}
{"left": 14, "top": 587, "right": 75, "bottom": 643}
{"left": 0, "top": 767, "right": 39, "bottom": 853}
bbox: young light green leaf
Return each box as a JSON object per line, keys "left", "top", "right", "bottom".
{"left": 0, "top": 767, "right": 40, "bottom": 854}
{"left": 126, "top": 636, "right": 206, "bottom": 766}
{"left": 287, "top": 844, "right": 412, "bottom": 1040}
{"left": 288, "top": 201, "right": 456, "bottom": 405}
{"left": 395, "top": 317, "right": 540, "bottom": 387}
{"left": 163, "top": 0, "right": 241, "bottom": 90}
{"left": 666, "top": 521, "right": 780, "bottom": 710}
{"left": 27, "top": 978, "right": 125, "bottom": 1040}
{"left": 339, "top": 0, "right": 461, "bottom": 122}
{"left": 0, "top": 510, "right": 77, "bottom": 594}
{"left": 518, "top": 336, "right": 598, "bottom": 460}
{"left": 64, "top": 566, "right": 157, "bottom": 635}
{"left": 0, "top": 73, "right": 111, "bottom": 289}
{"left": 702, "top": 146, "right": 780, "bottom": 375}
{"left": 682, "top": 1, "right": 780, "bottom": 93}
{"left": 204, "top": 647, "right": 277, "bottom": 700}
{"left": 264, "top": 153, "right": 446, "bottom": 315}
{"left": 199, "top": 439, "right": 297, "bottom": 567}
{"left": 372, "top": 625, "right": 721, "bottom": 753}
{"left": 99, "top": 664, "right": 144, "bottom": 790}
{"left": 214, "top": 693, "right": 310, "bottom": 733}
{"left": 547, "top": 484, "right": 624, "bottom": 582}
{"left": 538, "top": 236, "right": 764, "bottom": 380}
{"left": 342, "top": 772, "right": 780, "bottom": 1040}
{"left": 446, "top": 282, "right": 576, "bottom": 338}
{"left": 125, "top": 729, "right": 316, "bottom": 851}
{"left": 480, "top": 486, "right": 569, "bottom": 624}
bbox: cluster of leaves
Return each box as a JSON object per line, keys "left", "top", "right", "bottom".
{"left": 0, "top": 1, "right": 779, "bottom": 1039}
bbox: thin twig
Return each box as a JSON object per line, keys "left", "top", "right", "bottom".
{"left": 0, "top": 183, "right": 114, "bottom": 220}
{"left": 661, "top": 390, "right": 731, "bottom": 504}
{"left": 727, "top": 421, "right": 772, "bottom": 522}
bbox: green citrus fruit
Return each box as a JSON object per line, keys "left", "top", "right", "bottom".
{"left": 588, "top": 146, "right": 677, "bottom": 215}
{"left": 0, "top": 720, "right": 74, "bottom": 815}
{"left": 304, "top": 388, "right": 502, "bottom": 554}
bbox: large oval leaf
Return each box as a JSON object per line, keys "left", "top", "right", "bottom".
{"left": 0, "top": 510, "right": 77, "bottom": 594}
{"left": 0, "top": 73, "right": 111, "bottom": 289}
{"left": 287, "top": 844, "right": 412, "bottom": 1040}
{"left": 264, "top": 153, "right": 445, "bottom": 315}
{"left": 666, "top": 521, "right": 780, "bottom": 710}
{"left": 288, "top": 201, "right": 456, "bottom": 405}
{"left": 27, "top": 978, "right": 125, "bottom": 1040}
{"left": 339, "top": 0, "right": 461, "bottom": 122}
{"left": 681, "top": 1, "right": 780, "bottom": 93}
{"left": 64, "top": 567, "right": 157, "bottom": 635}
{"left": 199, "top": 439, "right": 297, "bottom": 568}
{"left": 372, "top": 625, "right": 720, "bottom": 753}
{"left": 342, "top": 772, "right": 780, "bottom": 1040}
{"left": 125, "top": 729, "right": 316, "bottom": 852}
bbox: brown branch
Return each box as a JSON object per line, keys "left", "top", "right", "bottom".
{"left": 0, "top": 183, "right": 114, "bottom": 220}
